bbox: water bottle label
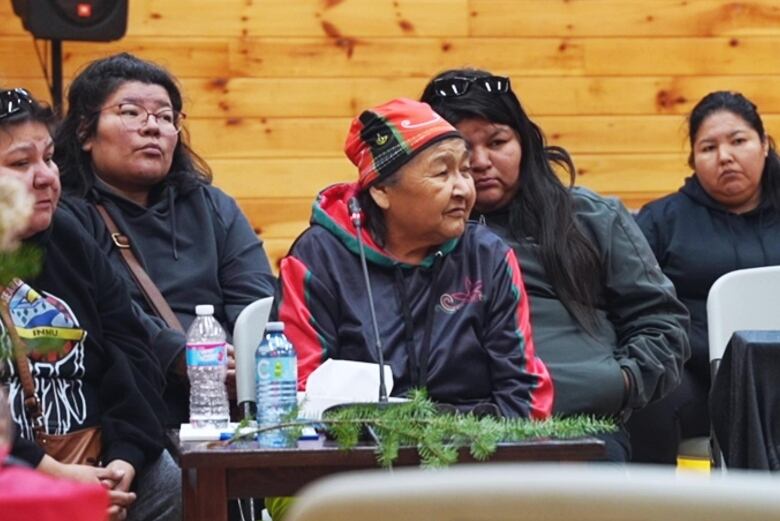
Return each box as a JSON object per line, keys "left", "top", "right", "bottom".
{"left": 187, "top": 342, "right": 226, "bottom": 367}
{"left": 256, "top": 356, "right": 297, "bottom": 383}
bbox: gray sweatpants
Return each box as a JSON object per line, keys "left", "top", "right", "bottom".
{"left": 128, "top": 449, "right": 181, "bottom": 521}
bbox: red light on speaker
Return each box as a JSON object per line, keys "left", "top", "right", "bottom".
{"left": 76, "top": 3, "right": 92, "bottom": 18}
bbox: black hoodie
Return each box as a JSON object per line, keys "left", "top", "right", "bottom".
{"left": 3, "top": 210, "right": 166, "bottom": 472}
{"left": 636, "top": 175, "right": 780, "bottom": 383}
{"left": 61, "top": 179, "right": 277, "bottom": 424}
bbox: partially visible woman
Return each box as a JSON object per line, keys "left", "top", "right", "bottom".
{"left": 54, "top": 53, "right": 276, "bottom": 425}
{"left": 0, "top": 88, "right": 179, "bottom": 520}
{"left": 421, "top": 69, "right": 690, "bottom": 461}
{"left": 627, "top": 91, "right": 780, "bottom": 463}
{"left": 279, "top": 98, "right": 553, "bottom": 419}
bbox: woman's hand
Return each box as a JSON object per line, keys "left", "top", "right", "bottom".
{"left": 226, "top": 342, "right": 237, "bottom": 399}
{"left": 37, "top": 455, "right": 137, "bottom": 519}
{"left": 104, "top": 458, "right": 136, "bottom": 493}
{"left": 37, "top": 454, "right": 122, "bottom": 485}
{"left": 107, "top": 489, "right": 136, "bottom": 521}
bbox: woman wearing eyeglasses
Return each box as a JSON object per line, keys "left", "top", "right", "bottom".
{"left": 421, "top": 70, "right": 690, "bottom": 461}
{"left": 0, "top": 88, "right": 179, "bottom": 521}
{"left": 54, "top": 53, "right": 276, "bottom": 426}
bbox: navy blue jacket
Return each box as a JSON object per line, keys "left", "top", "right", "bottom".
{"left": 278, "top": 183, "right": 553, "bottom": 419}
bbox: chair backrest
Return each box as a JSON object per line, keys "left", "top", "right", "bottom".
{"left": 706, "top": 265, "right": 780, "bottom": 364}
{"left": 285, "top": 463, "right": 780, "bottom": 521}
{"left": 233, "top": 297, "right": 274, "bottom": 409}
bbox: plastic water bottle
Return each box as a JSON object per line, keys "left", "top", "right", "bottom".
{"left": 186, "top": 304, "right": 229, "bottom": 429}
{"left": 256, "top": 321, "right": 297, "bottom": 448}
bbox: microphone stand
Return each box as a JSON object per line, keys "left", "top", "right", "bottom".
{"left": 349, "top": 197, "right": 389, "bottom": 404}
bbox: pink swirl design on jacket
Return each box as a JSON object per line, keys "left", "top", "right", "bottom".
{"left": 439, "top": 278, "right": 484, "bottom": 314}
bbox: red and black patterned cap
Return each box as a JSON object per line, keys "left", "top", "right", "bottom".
{"left": 344, "top": 98, "right": 461, "bottom": 190}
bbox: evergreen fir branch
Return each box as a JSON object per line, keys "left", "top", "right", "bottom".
{"left": 223, "top": 391, "right": 616, "bottom": 468}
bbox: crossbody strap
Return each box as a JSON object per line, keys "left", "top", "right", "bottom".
{"left": 0, "top": 298, "right": 43, "bottom": 434}
{"left": 95, "top": 204, "right": 185, "bottom": 333}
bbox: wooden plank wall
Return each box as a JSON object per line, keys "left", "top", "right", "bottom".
{"left": 3, "top": 0, "right": 780, "bottom": 270}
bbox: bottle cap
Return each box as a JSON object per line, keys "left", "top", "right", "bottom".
{"left": 195, "top": 304, "right": 214, "bottom": 316}
{"left": 265, "top": 321, "right": 284, "bottom": 332}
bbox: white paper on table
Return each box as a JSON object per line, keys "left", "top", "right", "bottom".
{"left": 179, "top": 422, "right": 251, "bottom": 442}
{"left": 298, "top": 359, "right": 395, "bottom": 420}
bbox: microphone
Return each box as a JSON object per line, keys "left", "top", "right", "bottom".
{"left": 349, "top": 196, "right": 389, "bottom": 403}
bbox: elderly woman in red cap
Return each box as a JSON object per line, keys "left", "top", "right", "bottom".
{"left": 278, "top": 98, "right": 552, "bottom": 419}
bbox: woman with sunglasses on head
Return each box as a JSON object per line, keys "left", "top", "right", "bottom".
{"left": 0, "top": 88, "right": 180, "bottom": 521}
{"left": 54, "top": 53, "right": 277, "bottom": 426}
{"left": 421, "top": 70, "right": 690, "bottom": 461}
{"left": 627, "top": 92, "right": 780, "bottom": 464}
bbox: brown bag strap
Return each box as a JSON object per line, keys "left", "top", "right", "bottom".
{"left": 95, "top": 204, "right": 185, "bottom": 333}
{"left": 0, "top": 297, "right": 44, "bottom": 434}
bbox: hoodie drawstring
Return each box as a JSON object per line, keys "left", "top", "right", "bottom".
{"left": 168, "top": 188, "right": 179, "bottom": 260}
{"left": 392, "top": 252, "right": 445, "bottom": 390}
{"left": 394, "top": 266, "right": 420, "bottom": 386}
{"left": 756, "top": 210, "right": 770, "bottom": 265}
{"left": 723, "top": 215, "right": 743, "bottom": 268}
{"left": 417, "top": 251, "right": 444, "bottom": 388}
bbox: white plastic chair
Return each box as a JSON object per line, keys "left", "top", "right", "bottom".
{"left": 707, "top": 265, "right": 780, "bottom": 370}
{"left": 285, "top": 463, "right": 780, "bottom": 521}
{"left": 231, "top": 297, "right": 274, "bottom": 521}
{"left": 704, "top": 265, "right": 780, "bottom": 468}
{"left": 232, "top": 296, "right": 274, "bottom": 419}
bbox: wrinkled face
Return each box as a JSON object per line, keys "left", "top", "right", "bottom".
{"left": 692, "top": 110, "right": 768, "bottom": 214}
{"left": 0, "top": 121, "right": 60, "bottom": 238}
{"left": 455, "top": 118, "right": 522, "bottom": 213}
{"left": 82, "top": 81, "right": 178, "bottom": 198}
{"left": 371, "top": 138, "right": 475, "bottom": 251}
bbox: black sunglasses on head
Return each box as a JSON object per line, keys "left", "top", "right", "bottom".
{"left": 432, "top": 75, "right": 511, "bottom": 98}
{"left": 0, "top": 88, "right": 33, "bottom": 121}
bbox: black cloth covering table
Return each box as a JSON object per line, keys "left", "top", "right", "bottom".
{"left": 710, "top": 330, "right": 780, "bottom": 470}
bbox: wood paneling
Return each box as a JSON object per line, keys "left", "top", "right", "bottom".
{"left": 212, "top": 154, "right": 689, "bottom": 201}
{"left": 0, "top": 37, "right": 229, "bottom": 79}
{"left": 3, "top": 0, "right": 780, "bottom": 267}
{"left": 180, "top": 76, "right": 780, "bottom": 118}
{"left": 470, "top": 1, "right": 780, "bottom": 37}
{"left": 127, "top": 0, "right": 469, "bottom": 37}
{"left": 4, "top": 36, "right": 779, "bottom": 81}
{"left": 187, "top": 115, "right": 780, "bottom": 158}
{"left": 229, "top": 37, "right": 584, "bottom": 78}
{"left": 7, "top": 1, "right": 777, "bottom": 38}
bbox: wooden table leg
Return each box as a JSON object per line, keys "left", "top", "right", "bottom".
{"left": 183, "top": 467, "right": 228, "bottom": 521}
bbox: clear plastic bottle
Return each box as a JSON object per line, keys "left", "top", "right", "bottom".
{"left": 256, "top": 321, "right": 298, "bottom": 448}
{"left": 186, "top": 304, "right": 229, "bottom": 429}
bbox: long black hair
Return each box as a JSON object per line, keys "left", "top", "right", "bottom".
{"left": 688, "top": 90, "right": 780, "bottom": 212}
{"left": 54, "top": 52, "right": 211, "bottom": 198}
{"left": 421, "top": 68, "right": 602, "bottom": 331}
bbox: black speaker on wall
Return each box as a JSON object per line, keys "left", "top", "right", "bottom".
{"left": 12, "top": 0, "right": 128, "bottom": 42}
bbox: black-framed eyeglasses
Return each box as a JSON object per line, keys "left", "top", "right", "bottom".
{"left": 98, "top": 102, "right": 186, "bottom": 135}
{"left": 0, "top": 88, "right": 33, "bottom": 121}
{"left": 432, "top": 75, "right": 511, "bottom": 98}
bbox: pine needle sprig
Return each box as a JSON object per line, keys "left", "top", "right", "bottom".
{"left": 224, "top": 389, "right": 616, "bottom": 468}
{"left": 319, "top": 389, "right": 616, "bottom": 468}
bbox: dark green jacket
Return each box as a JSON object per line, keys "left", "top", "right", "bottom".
{"left": 475, "top": 187, "right": 690, "bottom": 417}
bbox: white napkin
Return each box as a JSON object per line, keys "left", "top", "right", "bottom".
{"left": 298, "top": 359, "right": 394, "bottom": 420}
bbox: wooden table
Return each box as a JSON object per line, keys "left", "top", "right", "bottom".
{"left": 175, "top": 434, "right": 606, "bottom": 521}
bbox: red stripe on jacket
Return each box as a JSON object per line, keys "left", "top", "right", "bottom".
{"left": 279, "top": 256, "right": 324, "bottom": 391}
{"left": 506, "top": 248, "right": 554, "bottom": 419}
